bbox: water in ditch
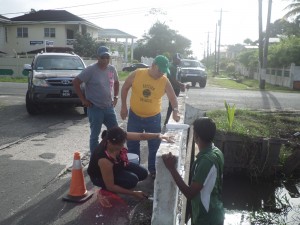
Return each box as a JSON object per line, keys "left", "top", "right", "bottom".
{"left": 223, "top": 176, "right": 300, "bottom": 225}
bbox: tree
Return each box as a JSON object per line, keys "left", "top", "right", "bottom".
{"left": 243, "top": 38, "right": 255, "bottom": 45}
{"left": 269, "top": 19, "right": 300, "bottom": 37}
{"left": 283, "top": 0, "right": 300, "bottom": 19}
{"left": 73, "top": 33, "right": 99, "bottom": 58}
{"left": 133, "top": 22, "right": 192, "bottom": 60}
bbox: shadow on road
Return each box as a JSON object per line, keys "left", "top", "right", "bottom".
{"left": 260, "top": 91, "right": 282, "bottom": 110}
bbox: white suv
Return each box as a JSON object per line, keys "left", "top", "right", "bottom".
{"left": 24, "top": 52, "right": 86, "bottom": 115}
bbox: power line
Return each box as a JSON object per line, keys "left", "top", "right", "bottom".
{"left": 0, "top": 0, "right": 119, "bottom": 15}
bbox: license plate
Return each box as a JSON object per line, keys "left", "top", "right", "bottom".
{"left": 61, "top": 90, "right": 71, "bottom": 97}
{"left": 186, "top": 74, "right": 199, "bottom": 77}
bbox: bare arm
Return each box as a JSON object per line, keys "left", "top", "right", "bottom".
{"left": 165, "top": 80, "right": 178, "bottom": 109}
{"left": 120, "top": 72, "right": 136, "bottom": 120}
{"left": 99, "top": 159, "right": 146, "bottom": 199}
{"left": 72, "top": 78, "right": 92, "bottom": 107}
{"left": 165, "top": 80, "right": 180, "bottom": 122}
{"left": 127, "top": 132, "right": 161, "bottom": 141}
{"left": 163, "top": 153, "right": 203, "bottom": 200}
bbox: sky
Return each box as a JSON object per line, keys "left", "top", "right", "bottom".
{"left": 0, "top": 0, "right": 290, "bottom": 59}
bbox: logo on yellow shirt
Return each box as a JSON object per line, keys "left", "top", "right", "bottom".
{"left": 143, "top": 89, "right": 151, "bottom": 98}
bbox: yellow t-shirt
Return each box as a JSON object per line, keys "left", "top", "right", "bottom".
{"left": 130, "top": 69, "right": 168, "bottom": 117}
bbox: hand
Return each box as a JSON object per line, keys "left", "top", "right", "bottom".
{"left": 120, "top": 105, "right": 128, "bottom": 120}
{"left": 162, "top": 152, "right": 177, "bottom": 171}
{"left": 172, "top": 111, "right": 180, "bottom": 122}
{"left": 132, "top": 191, "right": 148, "bottom": 200}
{"left": 180, "top": 83, "right": 186, "bottom": 92}
{"left": 113, "top": 98, "right": 118, "bottom": 107}
{"left": 160, "top": 134, "right": 175, "bottom": 143}
{"left": 81, "top": 99, "right": 92, "bottom": 107}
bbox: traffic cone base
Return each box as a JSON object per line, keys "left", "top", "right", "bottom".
{"left": 63, "top": 152, "right": 93, "bottom": 203}
{"left": 63, "top": 190, "right": 93, "bottom": 203}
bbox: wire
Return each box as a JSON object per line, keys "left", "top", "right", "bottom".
{"left": 0, "top": 0, "right": 119, "bottom": 16}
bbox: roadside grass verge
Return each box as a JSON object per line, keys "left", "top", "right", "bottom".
{"left": 118, "top": 71, "right": 130, "bottom": 81}
{"left": 208, "top": 72, "right": 299, "bottom": 93}
{"left": 0, "top": 71, "right": 130, "bottom": 83}
{"left": 0, "top": 76, "right": 28, "bottom": 83}
{"left": 207, "top": 109, "right": 300, "bottom": 138}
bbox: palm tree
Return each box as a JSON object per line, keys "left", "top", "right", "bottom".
{"left": 284, "top": 0, "right": 300, "bottom": 19}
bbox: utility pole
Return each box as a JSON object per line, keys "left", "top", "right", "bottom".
{"left": 261, "top": 0, "right": 273, "bottom": 89}
{"left": 214, "top": 22, "right": 218, "bottom": 75}
{"left": 217, "top": 8, "right": 223, "bottom": 75}
{"left": 205, "top": 31, "right": 212, "bottom": 67}
{"left": 258, "top": 0, "right": 263, "bottom": 85}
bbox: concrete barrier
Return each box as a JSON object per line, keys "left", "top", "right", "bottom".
{"left": 152, "top": 94, "right": 190, "bottom": 225}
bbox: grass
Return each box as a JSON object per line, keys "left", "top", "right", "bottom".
{"left": 208, "top": 72, "right": 299, "bottom": 93}
{"left": 0, "top": 76, "right": 28, "bottom": 83}
{"left": 207, "top": 109, "right": 300, "bottom": 138}
{"left": 0, "top": 71, "right": 130, "bottom": 83}
{"left": 118, "top": 71, "right": 130, "bottom": 81}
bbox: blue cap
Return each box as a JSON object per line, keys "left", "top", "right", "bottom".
{"left": 97, "top": 46, "right": 110, "bottom": 57}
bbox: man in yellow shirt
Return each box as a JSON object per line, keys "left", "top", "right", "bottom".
{"left": 120, "top": 55, "right": 180, "bottom": 178}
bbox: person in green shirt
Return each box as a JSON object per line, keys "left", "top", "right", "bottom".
{"left": 163, "top": 118, "right": 224, "bottom": 225}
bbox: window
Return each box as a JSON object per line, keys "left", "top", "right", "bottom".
{"left": 44, "top": 28, "right": 55, "bottom": 38}
{"left": 17, "top": 27, "right": 28, "bottom": 38}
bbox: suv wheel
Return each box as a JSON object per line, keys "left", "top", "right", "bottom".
{"left": 199, "top": 80, "right": 207, "bottom": 88}
{"left": 26, "top": 91, "right": 40, "bottom": 115}
{"left": 192, "top": 81, "right": 196, "bottom": 87}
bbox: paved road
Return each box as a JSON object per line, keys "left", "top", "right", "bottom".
{"left": 0, "top": 82, "right": 299, "bottom": 225}
{"left": 186, "top": 86, "right": 300, "bottom": 111}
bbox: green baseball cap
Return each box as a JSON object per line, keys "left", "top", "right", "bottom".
{"left": 154, "top": 55, "right": 170, "bottom": 74}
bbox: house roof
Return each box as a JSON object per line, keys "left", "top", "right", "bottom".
{"left": 99, "top": 29, "right": 136, "bottom": 39}
{"left": 10, "top": 10, "right": 100, "bottom": 29}
{"left": 0, "top": 15, "right": 10, "bottom": 22}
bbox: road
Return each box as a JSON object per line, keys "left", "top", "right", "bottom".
{"left": 0, "top": 82, "right": 299, "bottom": 225}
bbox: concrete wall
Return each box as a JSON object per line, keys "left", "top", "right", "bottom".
{"left": 152, "top": 94, "right": 191, "bottom": 225}
{"left": 0, "top": 26, "right": 5, "bottom": 52}
{"left": 236, "top": 63, "right": 300, "bottom": 89}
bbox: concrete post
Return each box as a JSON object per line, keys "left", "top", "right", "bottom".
{"left": 151, "top": 139, "right": 181, "bottom": 225}
{"left": 125, "top": 38, "right": 128, "bottom": 63}
{"left": 131, "top": 38, "right": 134, "bottom": 62}
{"left": 78, "top": 23, "right": 82, "bottom": 34}
{"left": 290, "top": 63, "right": 295, "bottom": 89}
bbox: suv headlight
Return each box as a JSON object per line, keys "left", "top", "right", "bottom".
{"left": 33, "top": 78, "right": 48, "bottom": 87}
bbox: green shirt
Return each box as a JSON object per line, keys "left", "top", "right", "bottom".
{"left": 191, "top": 144, "right": 224, "bottom": 225}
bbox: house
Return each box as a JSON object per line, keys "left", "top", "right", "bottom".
{"left": 98, "top": 28, "right": 137, "bottom": 62}
{"left": 1, "top": 10, "right": 100, "bottom": 55}
{"left": 0, "top": 15, "right": 10, "bottom": 54}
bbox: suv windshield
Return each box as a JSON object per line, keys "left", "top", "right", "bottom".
{"left": 181, "top": 60, "right": 203, "bottom": 68}
{"left": 34, "top": 55, "right": 84, "bottom": 70}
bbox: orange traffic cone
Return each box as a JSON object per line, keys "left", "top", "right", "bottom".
{"left": 63, "top": 152, "right": 93, "bottom": 203}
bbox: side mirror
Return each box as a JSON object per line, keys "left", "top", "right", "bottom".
{"left": 24, "top": 64, "right": 32, "bottom": 71}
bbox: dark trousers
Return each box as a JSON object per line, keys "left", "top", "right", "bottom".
{"left": 164, "top": 88, "right": 180, "bottom": 125}
{"left": 90, "top": 163, "right": 148, "bottom": 189}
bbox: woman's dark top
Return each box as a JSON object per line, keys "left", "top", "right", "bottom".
{"left": 87, "top": 143, "right": 128, "bottom": 179}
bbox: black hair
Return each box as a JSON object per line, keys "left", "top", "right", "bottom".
{"left": 193, "top": 117, "right": 216, "bottom": 144}
{"left": 101, "top": 127, "right": 127, "bottom": 146}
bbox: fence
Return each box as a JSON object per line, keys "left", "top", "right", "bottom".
{"left": 0, "top": 56, "right": 124, "bottom": 76}
{"left": 236, "top": 63, "right": 300, "bottom": 90}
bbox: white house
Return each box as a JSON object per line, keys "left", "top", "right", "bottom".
{"left": 1, "top": 10, "right": 100, "bottom": 56}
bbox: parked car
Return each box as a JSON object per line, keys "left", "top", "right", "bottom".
{"left": 24, "top": 52, "right": 86, "bottom": 115}
{"left": 179, "top": 59, "right": 207, "bottom": 88}
{"left": 122, "top": 63, "right": 149, "bottom": 72}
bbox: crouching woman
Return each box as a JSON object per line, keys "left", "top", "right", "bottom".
{"left": 87, "top": 126, "right": 170, "bottom": 205}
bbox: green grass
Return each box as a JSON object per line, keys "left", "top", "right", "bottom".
{"left": 207, "top": 109, "right": 300, "bottom": 138}
{"left": 118, "top": 71, "right": 130, "bottom": 81}
{"left": 0, "top": 76, "right": 28, "bottom": 83}
{"left": 208, "top": 73, "right": 299, "bottom": 93}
